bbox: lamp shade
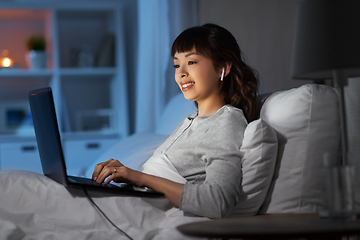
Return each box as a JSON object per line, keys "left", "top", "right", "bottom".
{"left": 291, "top": 0, "right": 360, "bottom": 79}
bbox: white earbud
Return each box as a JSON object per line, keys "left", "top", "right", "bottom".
{"left": 220, "top": 67, "right": 225, "bottom": 81}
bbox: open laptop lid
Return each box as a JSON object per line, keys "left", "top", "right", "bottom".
{"left": 29, "top": 87, "right": 164, "bottom": 198}
{"left": 29, "top": 87, "right": 69, "bottom": 187}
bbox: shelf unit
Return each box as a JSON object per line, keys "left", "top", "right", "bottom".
{"left": 0, "top": 1, "right": 130, "bottom": 174}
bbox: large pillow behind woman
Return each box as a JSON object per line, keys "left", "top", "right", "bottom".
{"left": 259, "top": 84, "right": 340, "bottom": 213}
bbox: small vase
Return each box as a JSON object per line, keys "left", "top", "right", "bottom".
{"left": 26, "top": 50, "right": 47, "bottom": 69}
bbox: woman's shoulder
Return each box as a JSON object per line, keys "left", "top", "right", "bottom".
{"left": 203, "top": 105, "right": 247, "bottom": 146}
{"left": 216, "top": 105, "right": 247, "bottom": 124}
{"left": 204, "top": 105, "right": 248, "bottom": 134}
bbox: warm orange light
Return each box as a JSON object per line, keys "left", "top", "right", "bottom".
{"left": 1, "top": 49, "right": 12, "bottom": 67}
{"left": 1, "top": 57, "right": 12, "bottom": 67}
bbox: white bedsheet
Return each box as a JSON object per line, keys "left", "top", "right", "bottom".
{"left": 0, "top": 170, "right": 208, "bottom": 240}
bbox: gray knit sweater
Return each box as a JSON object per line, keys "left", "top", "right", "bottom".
{"left": 152, "top": 105, "right": 247, "bottom": 219}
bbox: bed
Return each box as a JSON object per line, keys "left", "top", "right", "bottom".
{"left": 0, "top": 93, "right": 207, "bottom": 240}
{"left": 1, "top": 84, "right": 352, "bottom": 240}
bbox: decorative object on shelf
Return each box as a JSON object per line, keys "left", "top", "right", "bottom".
{"left": 75, "top": 109, "right": 115, "bottom": 133}
{"left": 96, "top": 34, "right": 115, "bottom": 67}
{"left": 70, "top": 45, "right": 95, "bottom": 68}
{"left": 291, "top": 0, "right": 360, "bottom": 220}
{"left": 26, "top": 35, "right": 48, "bottom": 69}
{"left": 77, "top": 48, "right": 95, "bottom": 68}
{"left": 0, "top": 101, "right": 33, "bottom": 136}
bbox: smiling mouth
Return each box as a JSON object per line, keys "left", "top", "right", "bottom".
{"left": 181, "top": 82, "right": 194, "bottom": 90}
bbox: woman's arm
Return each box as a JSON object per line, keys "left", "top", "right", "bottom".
{"left": 92, "top": 158, "right": 183, "bottom": 206}
{"left": 138, "top": 173, "right": 184, "bottom": 206}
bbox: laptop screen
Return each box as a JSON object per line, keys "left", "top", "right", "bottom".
{"left": 29, "top": 87, "right": 68, "bottom": 186}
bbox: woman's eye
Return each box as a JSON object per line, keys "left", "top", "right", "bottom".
{"left": 173, "top": 64, "right": 179, "bottom": 68}
{"left": 188, "top": 61, "right": 196, "bottom": 65}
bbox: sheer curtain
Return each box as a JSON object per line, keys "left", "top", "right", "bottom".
{"left": 134, "top": 0, "right": 198, "bottom": 133}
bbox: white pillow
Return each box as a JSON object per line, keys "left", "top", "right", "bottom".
{"left": 230, "top": 118, "right": 278, "bottom": 216}
{"left": 259, "top": 84, "right": 340, "bottom": 213}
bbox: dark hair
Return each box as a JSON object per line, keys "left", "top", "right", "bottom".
{"left": 171, "top": 23, "right": 259, "bottom": 122}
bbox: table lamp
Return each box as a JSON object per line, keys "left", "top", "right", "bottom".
{"left": 291, "top": 0, "right": 360, "bottom": 166}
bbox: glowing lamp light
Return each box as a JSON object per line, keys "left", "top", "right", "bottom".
{"left": 1, "top": 49, "right": 13, "bottom": 68}
{"left": 1, "top": 57, "right": 12, "bottom": 67}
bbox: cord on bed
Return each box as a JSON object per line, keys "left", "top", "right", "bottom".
{"left": 82, "top": 186, "right": 134, "bottom": 240}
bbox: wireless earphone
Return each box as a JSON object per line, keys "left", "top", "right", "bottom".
{"left": 220, "top": 67, "right": 225, "bottom": 81}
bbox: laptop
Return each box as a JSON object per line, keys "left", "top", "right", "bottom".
{"left": 28, "top": 87, "right": 163, "bottom": 198}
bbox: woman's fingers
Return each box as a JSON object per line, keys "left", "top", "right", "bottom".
{"left": 96, "top": 165, "right": 112, "bottom": 182}
{"left": 99, "top": 166, "right": 143, "bottom": 186}
{"left": 92, "top": 158, "right": 120, "bottom": 181}
{"left": 103, "top": 168, "right": 119, "bottom": 185}
{"left": 92, "top": 158, "right": 140, "bottom": 185}
{"left": 92, "top": 158, "right": 111, "bottom": 180}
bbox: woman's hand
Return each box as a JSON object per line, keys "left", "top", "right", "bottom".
{"left": 92, "top": 158, "right": 184, "bottom": 206}
{"left": 92, "top": 158, "right": 145, "bottom": 186}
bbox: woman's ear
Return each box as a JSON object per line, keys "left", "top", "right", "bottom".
{"left": 224, "top": 63, "right": 232, "bottom": 77}
{"left": 221, "top": 63, "right": 232, "bottom": 80}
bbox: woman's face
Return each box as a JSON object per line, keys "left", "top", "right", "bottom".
{"left": 173, "top": 49, "right": 223, "bottom": 106}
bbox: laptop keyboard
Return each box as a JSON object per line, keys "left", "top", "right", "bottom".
{"left": 67, "top": 175, "right": 157, "bottom": 193}
{"left": 67, "top": 175, "right": 106, "bottom": 186}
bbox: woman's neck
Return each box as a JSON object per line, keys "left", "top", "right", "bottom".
{"left": 197, "top": 98, "right": 226, "bottom": 118}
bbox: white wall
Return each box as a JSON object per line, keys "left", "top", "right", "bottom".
{"left": 198, "top": 0, "right": 312, "bottom": 93}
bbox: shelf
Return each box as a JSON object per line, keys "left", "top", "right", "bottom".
{"left": 0, "top": 1, "right": 132, "bottom": 173}
{"left": 59, "top": 67, "right": 116, "bottom": 76}
{"left": 0, "top": 68, "right": 53, "bottom": 78}
{"left": 0, "top": 2, "right": 130, "bottom": 141}
{"left": 0, "top": 135, "right": 36, "bottom": 143}
{"left": 0, "top": 68, "right": 116, "bottom": 78}
{"left": 61, "top": 131, "right": 120, "bottom": 141}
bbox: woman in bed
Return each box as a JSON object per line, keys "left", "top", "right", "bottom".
{"left": 92, "top": 23, "right": 259, "bottom": 219}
